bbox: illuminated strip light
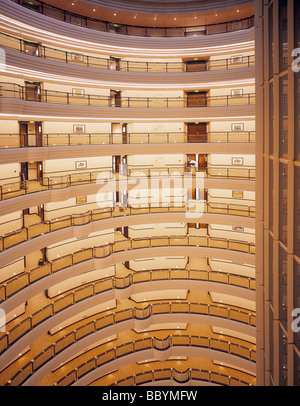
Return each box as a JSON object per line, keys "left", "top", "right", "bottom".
{"left": 0, "top": 114, "right": 256, "bottom": 121}
{"left": 0, "top": 16, "right": 255, "bottom": 57}
{"left": 3, "top": 65, "right": 255, "bottom": 89}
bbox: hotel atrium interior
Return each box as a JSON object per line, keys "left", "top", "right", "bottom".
{"left": 0, "top": 0, "right": 298, "bottom": 387}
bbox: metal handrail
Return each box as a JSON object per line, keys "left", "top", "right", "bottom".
{"left": 54, "top": 334, "right": 256, "bottom": 386}
{"left": 112, "top": 367, "right": 254, "bottom": 386}
{"left": 0, "top": 82, "right": 256, "bottom": 108}
{"left": 0, "top": 201, "right": 255, "bottom": 253}
{"left": 0, "top": 131, "right": 256, "bottom": 148}
{"left": 0, "top": 233, "right": 255, "bottom": 307}
{"left": 1, "top": 31, "right": 256, "bottom": 73}
{"left": 0, "top": 165, "right": 255, "bottom": 201}
{"left": 3, "top": 303, "right": 256, "bottom": 386}
{"left": 11, "top": 0, "right": 254, "bottom": 38}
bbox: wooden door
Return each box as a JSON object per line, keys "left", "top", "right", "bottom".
{"left": 25, "top": 82, "right": 41, "bottom": 102}
{"left": 38, "top": 204, "right": 45, "bottom": 221}
{"left": 115, "top": 91, "right": 122, "bottom": 107}
{"left": 185, "top": 60, "right": 207, "bottom": 72}
{"left": 111, "top": 90, "right": 122, "bottom": 107}
{"left": 19, "top": 122, "right": 28, "bottom": 147}
{"left": 113, "top": 155, "right": 121, "bottom": 172}
{"left": 110, "top": 57, "right": 121, "bottom": 71}
{"left": 187, "top": 123, "right": 207, "bottom": 143}
{"left": 186, "top": 91, "right": 207, "bottom": 107}
{"left": 122, "top": 123, "right": 127, "bottom": 144}
{"left": 198, "top": 154, "right": 207, "bottom": 170}
{"left": 24, "top": 41, "right": 41, "bottom": 56}
{"left": 37, "top": 161, "right": 43, "bottom": 181}
{"left": 35, "top": 122, "right": 43, "bottom": 146}
{"left": 20, "top": 162, "right": 28, "bottom": 181}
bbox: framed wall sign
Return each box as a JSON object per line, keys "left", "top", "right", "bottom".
{"left": 75, "top": 160, "right": 87, "bottom": 170}
{"left": 232, "top": 157, "right": 244, "bottom": 165}
{"left": 230, "top": 55, "right": 243, "bottom": 64}
{"left": 231, "top": 89, "right": 243, "bottom": 97}
{"left": 231, "top": 123, "right": 244, "bottom": 131}
{"left": 76, "top": 196, "right": 87, "bottom": 204}
{"left": 73, "top": 124, "right": 85, "bottom": 133}
{"left": 232, "top": 190, "right": 244, "bottom": 198}
{"left": 72, "top": 88, "right": 85, "bottom": 97}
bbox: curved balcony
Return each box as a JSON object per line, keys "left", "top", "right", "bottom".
{"left": 10, "top": 0, "right": 254, "bottom": 38}
{"left": 2, "top": 31, "right": 256, "bottom": 74}
{"left": 1, "top": 263, "right": 256, "bottom": 313}
{"left": 0, "top": 203, "right": 255, "bottom": 253}
{"left": 0, "top": 131, "right": 256, "bottom": 150}
{"left": 0, "top": 232, "right": 255, "bottom": 306}
{"left": 111, "top": 367, "right": 254, "bottom": 386}
{"left": 0, "top": 82, "right": 255, "bottom": 108}
{"left": 52, "top": 335, "right": 255, "bottom": 387}
{"left": 1, "top": 300, "right": 256, "bottom": 386}
{"left": 0, "top": 165, "right": 255, "bottom": 202}
{"left": 0, "top": 0, "right": 255, "bottom": 58}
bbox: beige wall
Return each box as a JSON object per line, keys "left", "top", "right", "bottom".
{"left": 129, "top": 256, "right": 187, "bottom": 271}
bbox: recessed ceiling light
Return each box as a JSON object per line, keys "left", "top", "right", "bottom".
{"left": 114, "top": 13, "right": 116, "bottom": 16}
{"left": 237, "top": 9, "right": 240, "bottom": 12}
{"left": 93, "top": 9, "right": 96, "bottom": 11}
{"left": 174, "top": 17, "right": 176, "bottom": 20}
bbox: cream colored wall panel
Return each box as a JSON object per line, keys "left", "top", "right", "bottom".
{"left": 127, "top": 154, "right": 185, "bottom": 168}
{"left": 0, "top": 162, "right": 19, "bottom": 185}
{"left": 44, "top": 194, "right": 107, "bottom": 221}
{"left": 129, "top": 256, "right": 187, "bottom": 271}
{"left": 0, "top": 258, "right": 24, "bottom": 283}
{"left": 209, "top": 120, "right": 255, "bottom": 132}
{"left": 211, "top": 326, "right": 255, "bottom": 344}
{"left": 46, "top": 229, "right": 115, "bottom": 261}
{"left": 47, "top": 265, "right": 115, "bottom": 297}
{"left": 49, "top": 299, "right": 117, "bottom": 334}
{"left": 0, "top": 211, "right": 22, "bottom": 233}
{"left": 43, "top": 156, "right": 112, "bottom": 176}
{"left": 5, "top": 302, "right": 25, "bottom": 325}
{"left": 208, "top": 224, "right": 255, "bottom": 244}
{"left": 209, "top": 291, "right": 255, "bottom": 311}
{"left": 130, "top": 290, "right": 188, "bottom": 303}
{"left": 207, "top": 154, "right": 255, "bottom": 167}
{"left": 208, "top": 258, "right": 255, "bottom": 278}
{"left": 43, "top": 121, "right": 111, "bottom": 134}
{"left": 128, "top": 223, "right": 187, "bottom": 239}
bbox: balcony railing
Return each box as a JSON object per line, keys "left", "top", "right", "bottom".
{"left": 3, "top": 301, "right": 255, "bottom": 386}
{"left": 0, "top": 233, "right": 255, "bottom": 306}
{"left": 0, "top": 166, "right": 255, "bottom": 201}
{"left": 0, "top": 201, "right": 255, "bottom": 253}
{"left": 0, "top": 131, "right": 256, "bottom": 148}
{"left": 113, "top": 367, "right": 254, "bottom": 386}
{"left": 0, "top": 31, "right": 255, "bottom": 73}
{"left": 53, "top": 334, "right": 256, "bottom": 386}
{"left": 0, "top": 82, "right": 256, "bottom": 108}
{"left": 11, "top": 0, "right": 254, "bottom": 38}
